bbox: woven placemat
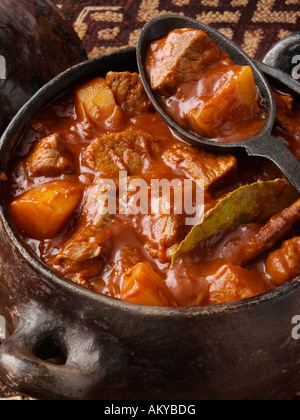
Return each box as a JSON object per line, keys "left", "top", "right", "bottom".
{"left": 56, "top": 0, "right": 299, "bottom": 60}
{"left": 0, "top": 0, "right": 299, "bottom": 400}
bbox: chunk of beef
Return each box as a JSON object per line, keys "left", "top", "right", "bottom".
{"left": 71, "top": 273, "right": 94, "bottom": 290}
{"left": 82, "top": 130, "right": 161, "bottom": 177}
{"left": 266, "top": 237, "right": 300, "bottom": 285}
{"left": 27, "top": 134, "right": 73, "bottom": 177}
{"left": 239, "top": 199, "right": 300, "bottom": 267}
{"left": 137, "top": 214, "right": 187, "bottom": 264}
{"left": 80, "top": 177, "right": 116, "bottom": 228}
{"left": 52, "top": 178, "right": 115, "bottom": 279}
{"left": 93, "top": 246, "right": 148, "bottom": 298}
{"left": 53, "top": 226, "right": 112, "bottom": 280}
{"left": 106, "top": 71, "right": 152, "bottom": 113}
{"left": 58, "top": 240, "right": 103, "bottom": 264}
{"left": 163, "top": 143, "right": 237, "bottom": 191}
{"left": 148, "top": 28, "right": 222, "bottom": 94}
{"left": 273, "top": 90, "right": 295, "bottom": 132}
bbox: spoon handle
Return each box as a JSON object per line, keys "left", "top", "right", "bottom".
{"left": 245, "top": 136, "right": 300, "bottom": 193}
{"left": 254, "top": 60, "right": 300, "bottom": 97}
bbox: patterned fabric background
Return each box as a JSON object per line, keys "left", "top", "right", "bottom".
{"left": 0, "top": 0, "right": 299, "bottom": 400}
{"left": 55, "top": 0, "right": 300, "bottom": 60}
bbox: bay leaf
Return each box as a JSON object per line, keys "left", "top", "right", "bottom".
{"left": 171, "top": 179, "right": 298, "bottom": 266}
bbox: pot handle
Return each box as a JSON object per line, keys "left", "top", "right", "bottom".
{"left": 0, "top": 306, "right": 110, "bottom": 400}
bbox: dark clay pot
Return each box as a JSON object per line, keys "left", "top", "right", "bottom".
{"left": 0, "top": 48, "right": 300, "bottom": 401}
{"left": 263, "top": 32, "right": 300, "bottom": 77}
{"left": 0, "top": 0, "right": 87, "bottom": 136}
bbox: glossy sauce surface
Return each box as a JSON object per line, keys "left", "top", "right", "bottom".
{"left": 7, "top": 69, "right": 300, "bottom": 307}
{"left": 146, "top": 28, "right": 267, "bottom": 142}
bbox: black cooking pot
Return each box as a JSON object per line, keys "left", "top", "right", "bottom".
{"left": 0, "top": 48, "right": 300, "bottom": 401}
{"left": 0, "top": 0, "right": 87, "bottom": 136}
{"left": 263, "top": 32, "right": 300, "bottom": 78}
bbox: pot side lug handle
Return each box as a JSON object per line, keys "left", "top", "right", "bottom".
{"left": 0, "top": 305, "right": 123, "bottom": 400}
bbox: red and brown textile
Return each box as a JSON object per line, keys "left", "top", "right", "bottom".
{"left": 56, "top": 0, "right": 299, "bottom": 60}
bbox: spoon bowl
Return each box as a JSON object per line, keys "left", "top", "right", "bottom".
{"left": 137, "top": 15, "right": 300, "bottom": 192}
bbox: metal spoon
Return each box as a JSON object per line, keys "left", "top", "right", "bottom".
{"left": 137, "top": 15, "right": 300, "bottom": 193}
{"left": 254, "top": 60, "right": 300, "bottom": 97}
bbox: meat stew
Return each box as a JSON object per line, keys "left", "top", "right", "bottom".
{"left": 7, "top": 62, "right": 300, "bottom": 307}
{"left": 146, "top": 28, "right": 268, "bottom": 143}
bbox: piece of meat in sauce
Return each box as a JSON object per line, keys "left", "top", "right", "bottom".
{"left": 273, "top": 90, "right": 295, "bottom": 133}
{"left": 52, "top": 178, "right": 115, "bottom": 282}
{"left": 133, "top": 177, "right": 199, "bottom": 264}
{"left": 106, "top": 71, "right": 153, "bottom": 113}
{"left": 163, "top": 143, "right": 237, "bottom": 191}
{"left": 237, "top": 199, "right": 300, "bottom": 267}
{"left": 53, "top": 226, "right": 112, "bottom": 282}
{"left": 82, "top": 129, "right": 161, "bottom": 177}
{"left": 95, "top": 246, "right": 148, "bottom": 298}
{"left": 147, "top": 28, "right": 265, "bottom": 142}
{"left": 266, "top": 237, "right": 300, "bottom": 286}
{"left": 136, "top": 214, "right": 187, "bottom": 264}
{"left": 27, "top": 134, "right": 74, "bottom": 177}
{"left": 148, "top": 28, "right": 223, "bottom": 94}
{"left": 272, "top": 89, "right": 300, "bottom": 159}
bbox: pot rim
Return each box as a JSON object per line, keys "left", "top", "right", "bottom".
{"left": 263, "top": 32, "right": 300, "bottom": 67}
{"left": 1, "top": 47, "right": 299, "bottom": 319}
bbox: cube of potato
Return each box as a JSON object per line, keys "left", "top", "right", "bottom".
{"left": 209, "top": 263, "right": 268, "bottom": 305}
{"left": 10, "top": 180, "right": 83, "bottom": 240}
{"left": 75, "top": 77, "right": 123, "bottom": 125}
{"left": 189, "top": 66, "right": 260, "bottom": 138}
{"left": 121, "top": 263, "right": 178, "bottom": 307}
